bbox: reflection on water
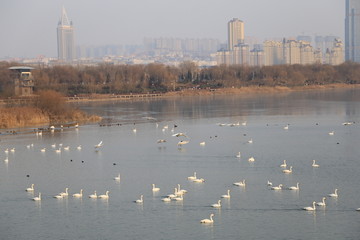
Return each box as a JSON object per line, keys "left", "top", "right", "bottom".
{"left": 0, "top": 88, "right": 359, "bottom": 240}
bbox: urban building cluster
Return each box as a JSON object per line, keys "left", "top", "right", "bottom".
{"left": 216, "top": 18, "right": 344, "bottom": 66}
{"left": 4, "top": 1, "right": 360, "bottom": 67}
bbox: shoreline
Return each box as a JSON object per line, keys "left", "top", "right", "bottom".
{"left": 66, "top": 83, "right": 360, "bottom": 102}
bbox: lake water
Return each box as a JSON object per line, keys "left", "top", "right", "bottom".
{"left": 0, "top": 88, "right": 359, "bottom": 240}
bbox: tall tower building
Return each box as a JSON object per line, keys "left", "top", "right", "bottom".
{"left": 57, "top": 7, "right": 75, "bottom": 62}
{"left": 228, "top": 18, "right": 244, "bottom": 51}
{"left": 345, "top": 0, "right": 360, "bottom": 62}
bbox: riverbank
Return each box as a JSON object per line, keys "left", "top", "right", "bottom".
{"left": 164, "top": 83, "right": 360, "bottom": 97}
{"left": 0, "top": 106, "right": 101, "bottom": 129}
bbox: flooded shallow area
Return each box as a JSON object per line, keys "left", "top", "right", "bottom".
{"left": 0, "top": 88, "right": 359, "bottom": 240}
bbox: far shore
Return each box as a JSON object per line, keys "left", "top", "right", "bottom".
{"left": 65, "top": 83, "right": 360, "bottom": 103}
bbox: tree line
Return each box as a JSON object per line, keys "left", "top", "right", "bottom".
{"left": 0, "top": 61, "right": 360, "bottom": 97}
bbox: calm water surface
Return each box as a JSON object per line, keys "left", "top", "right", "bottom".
{"left": 0, "top": 88, "right": 360, "bottom": 240}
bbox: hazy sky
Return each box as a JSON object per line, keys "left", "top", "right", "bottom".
{"left": 0, "top": 0, "right": 345, "bottom": 58}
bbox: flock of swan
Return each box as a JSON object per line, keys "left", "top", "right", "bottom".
{"left": 2, "top": 119, "right": 360, "bottom": 228}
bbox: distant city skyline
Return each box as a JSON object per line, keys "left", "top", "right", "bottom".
{"left": 0, "top": 0, "right": 344, "bottom": 58}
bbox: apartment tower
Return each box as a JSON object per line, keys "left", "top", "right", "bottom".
{"left": 228, "top": 18, "right": 244, "bottom": 51}
{"left": 345, "top": 0, "right": 360, "bottom": 62}
{"left": 57, "top": 7, "right": 75, "bottom": 62}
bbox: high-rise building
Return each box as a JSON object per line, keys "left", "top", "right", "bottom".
{"left": 57, "top": 7, "right": 75, "bottom": 62}
{"left": 345, "top": 0, "right": 360, "bottom": 62}
{"left": 228, "top": 18, "right": 244, "bottom": 51}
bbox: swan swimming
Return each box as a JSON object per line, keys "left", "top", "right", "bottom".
{"left": 271, "top": 184, "right": 283, "bottom": 190}
{"left": 199, "top": 142, "right": 206, "bottom": 146}
{"left": 328, "top": 131, "right": 335, "bottom": 135}
{"left": 284, "top": 124, "right": 289, "bottom": 130}
{"left": 32, "top": 192, "right": 41, "bottom": 201}
{"left": 77, "top": 145, "right": 82, "bottom": 150}
{"left": 233, "top": 179, "right": 246, "bottom": 187}
{"left": 248, "top": 157, "right": 255, "bottom": 162}
{"left": 247, "top": 139, "right": 253, "bottom": 144}
{"left": 59, "top": 188, "right": 69, "bottom": 197}
{"left": 282, "top": 166, "right": 292, "bottom": 174}
{"left": 303, "top": 201, "right": 316, "bottom": 211}
{"left": 221, "top": 190, "right": 231, "bottom": 198}
{"left": 288, "top": 182, "right": 299, "bottom": 190}
{"left": 236, "top": 152, "right": 241, "bottom": 158}
{"left": 89, "top": 191, "right": 97, "bottom": 198}
{"left": 267, "top": 180, "right": 273, "bottom": 186}
{"left": 200, "top": 213, "right": 214, "bottom": 224}
{"left": 94, "top": 141, "right": 103, "bottom": 148}
{"left": 134, "top": 195, "right": 143, "bottom": 203}
{"left": 187, "top": 172, "right": 197, "bottom": 181}
{"left": 312, "top": 160, "right": 319, "bottom": 168}
{"left": 316, "top": 197, "right": 326, "bottom": 206}
{"left": 280, "top": 160, "right": 287, "bottom": 168}
{"left": 161, "top": 197, "right": 171, "bottom": 202}
{"left": 63, "top": 146, "right": 70, "bottom": 151}
{"left": 211, "top": 200, "right": 221, "bottom": 208}
{"left": 152, "top": 184, "right": 160, "bottom": 192}
{"left": 177, "top": 184, "right": 187, "bottom": 195}
{"left": 26, "top": 184, "right": 34, "bottom": 192}
{"left": 40, "top": 148, "right": 46, "bottom": 152}
{"left": 98, "top": 191, "right": 110, "bottom": 199}
{"left": 328, "top": 189, "right": 338, "bottom": 197}
{"left": 72, "top": 189, "right": 83, "bottom": 198}
{"left": 193, "top": 178, "right": 205, "bottom": 183}
{"left": 114, "top": 174, "right": 121, "bottom": 181}
{"left": 173, "top": 195, "right": 183, "bottom": 201}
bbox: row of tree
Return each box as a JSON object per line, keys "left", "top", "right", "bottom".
{"left": 0, "top": 61, "right": 360, "bottom": 97}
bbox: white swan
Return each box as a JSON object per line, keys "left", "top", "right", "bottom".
{"left": 98, "top": 191, "right": 109, "bottom": 199}
{"left": 63, "top": 146, "right": 70, "bottom": 151}
{"left": 114, "top": 174, "right": 121, "bottom": 181}
{"left": 267, "top": 180, "right": 273, "bottom": 186}
{"left": 134, "top": 195, "right": 143, "bottom": 203}
{"left": 236, "top": 152, "right": 241, "bottom": 158}
{"left": 247, "top": 139, "right": 253, "bottom": 144}
{"left": 211, "top": 200, "right": 221, "bottom": 208}
{"left": 167, "top": 188, "right": 178, "bottom": 198}
{"left": 177, "top": 184, "right": 187, "bottom": 195}
{"left": 316, "top": 197, "right": 326, "bottom": 206}
{"left": 271, "top": 184, "right": 283, "bottom": 190}
{"left": 312, "top": 160, "right": 319, "bottom": 168}
{"left": 77, "top": 145, "right": 82, "bottom": 150}
{"left": 152, "top": 184, "right": 160, "bottom": 192}
{"left": 4, "top": 157, "right": 9, "bottom": 163}
{"left": 10, "top": 148, "right": 15, "bottom": 152}
{"left": 132, "top": 128, "right": 137, "bottom": 133}
{"left": 54, "top": 194, "right": 64, "bottom": 199}
{"left": 55, "top": 148, "right": 61, "bottom": 153}
{"left": 288, "top": 182, "right": 299, "bottom": 190}
{"left": 200, "top": 213, "right": 214, "bottom": 224}
{"left": 303, "top": 201, "right": 316, "bottom": 211}
{"left": 51, "top": 144, "right": 56, "bottom": 148}
{"left": 328, "top": 131, "right": 335, "bottom": 135}
{"left": 173, "top": 195, "right": 183, "bottom": 201}
{"left": 282, "top": 166, "right": 293, "bottom": 174}
{"left": 32, "top": 192, "right": 41, "bottom": 201}
{"left": 284, "top": 124, "right": 289, "bottom": 130}
{"left": 248, "top": 157, "right": 255, "bottom": 162}
{"left": 280, "top": 160, "right": 287, "bottom": 168}
{"left": 188, "top": 172, "right": 197, "bottom": 180}
{"left": 59, "top": 188, "right": 69, "bottom": 196}
{"left": 161, "top": 197, "right": 171, "bottom": 202}
{"left": 40, "top": 148, "right": 46, "bottom": 152}
{"left": 221, "top": 189, "right": 231, "bottom": 198}
{"left": 89, "top": 191, "right": 97, "bottom": 198}
{"left": 26, "top": 184, "right": 34, "bottom": 192}
{"left": 233, "top": 179, "right": 246, "bottom": 187}
{"left": 4, "top": 148, "right": 9, "bottom": 154}
{"left": 328, "top": 189, "right": 338, "bottom": 197}
{"left": 193, "top": 178, "right": 205, "bottom": 183}
{"left": 199, "top": 141, "right": 206, "bottom": 146}
{"left": 356, "top": 208, "right": 360, "bottom": 211}
{"left": 94, "top": 141, "right": 103, "bottom": 148}
{"left": 72, "top": 189, "right": 83, "bottom": 198}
